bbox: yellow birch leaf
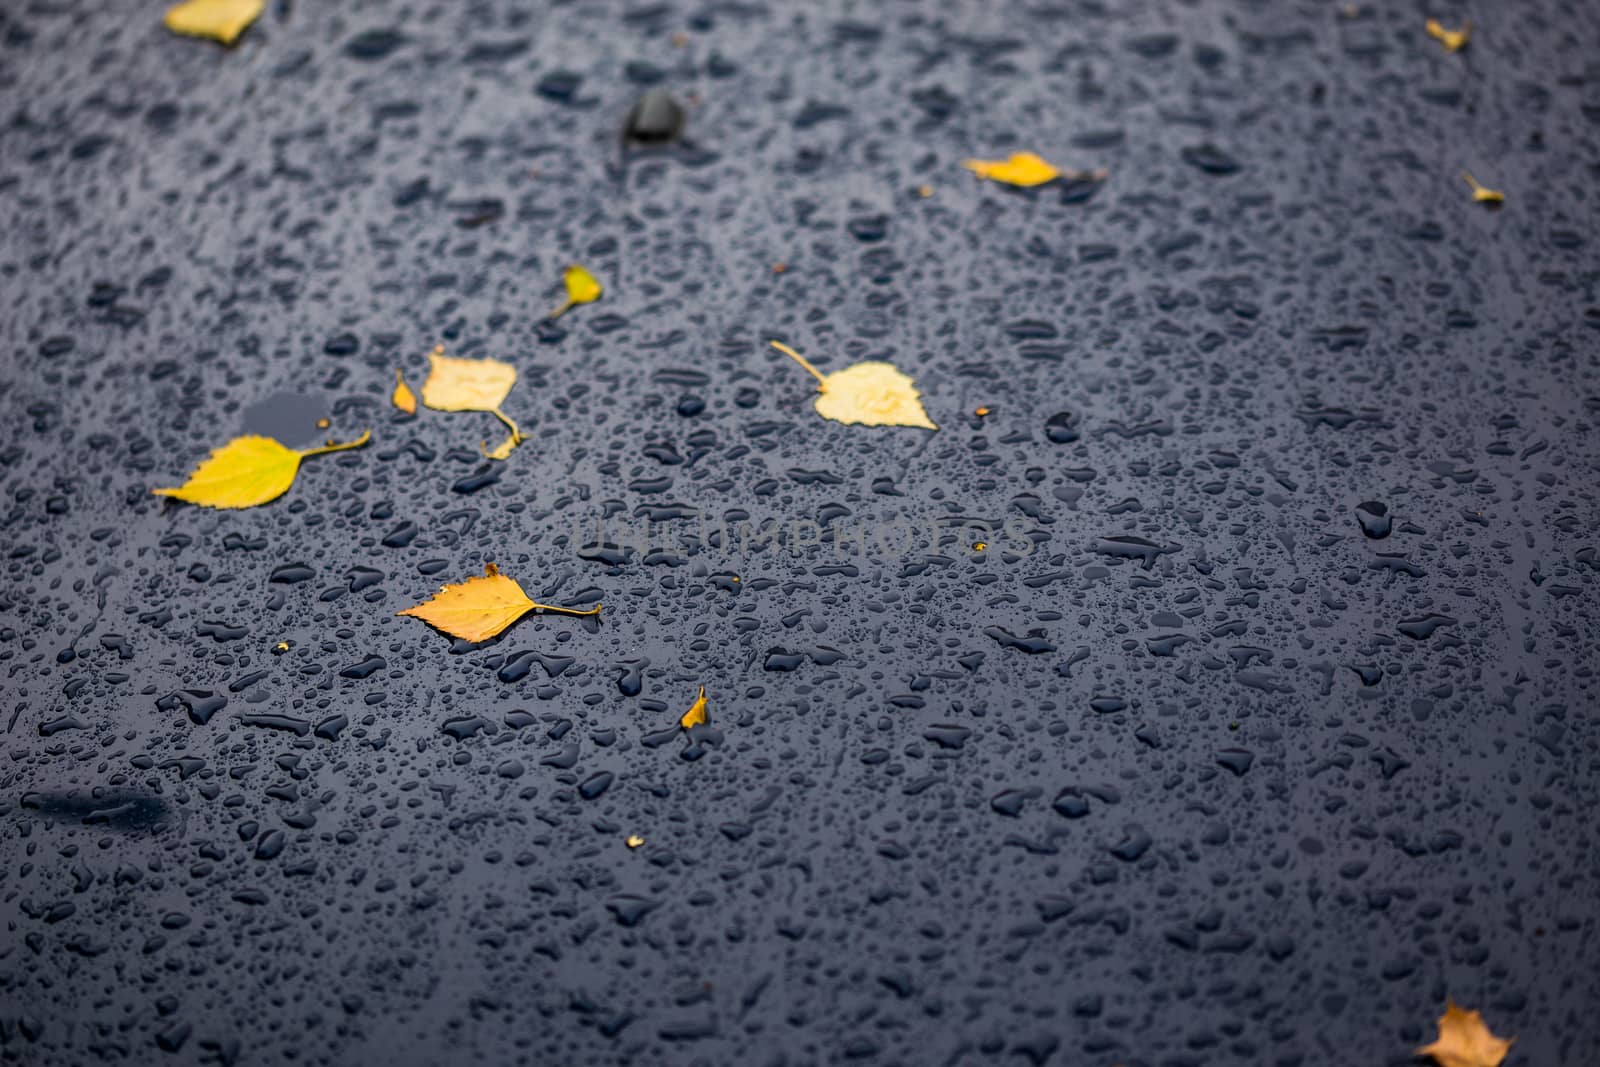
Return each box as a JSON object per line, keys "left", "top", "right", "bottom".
{"left": 680, "top": 686, "right": 708, "bottom": 729}
{"left": 421, "top": 347, "right": 517, "bottom": 412}
{"left": 397, "top": 563, "right": 601, "bottom": 644}
{"left": 1416, "top": 1001, "right": 1513, "bottom": 1067}
{"left": 963, "top": 152, "right": 1061, "bottom": 188}
{"left": 1425, "top": 18, "right": 1472, "bottom": 52}
{"left": 420, "top": 344, "right": 526, "bottom": 460}
{"left": 1461, "top": 170, "right": 1504, "bottom": 206}
{"left": 392, "top": 369, "right": 417, "bottom": 414}
{"left": 164, "top": 0, "right": 264, "bottom": 45}
{"left": 770, "top": 341, "right": 937, "bottom": 430}
{"left": 550, "top": 264, "right": 603, "bottom": 319}
{"left": 152, "top": 431, "right": 370, "bottom": 510}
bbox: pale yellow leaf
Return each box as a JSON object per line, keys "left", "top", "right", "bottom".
{"left": 164, "top": 0, "right": 263, "bottom": 45}
{"left": 1425, "top": 18, "right": 1472, "bottom": 52}
{"left": 420, "top": 345, "right": 527, "bottom": 460}
{"left": 551, "top": 264, "right": 603, "bottom": 319}
{"left": 817, "top": 363, "right": 939, "bottom": 429}
{"left": 392, "top": 369, "right": 417, "bottom": 414}
{"left": 680, "top": 686, "right": 708, "bottom": 729}
{"left": 1417, "top": 1001, "right": 1513, "bottom": 1067}
{"left": 152, "top": 431, "right": 369, "bottom": 510}
{"left": 770, "top": 341, "right": 937, "bottom": 430}
{"left": 963, "top": 151, "right": 1061, "bottom": 188}
{"left": 420, "top": 346, "right": 517, "bottom": 412}
{"left": 1462, "top": 170, "right": 1504, "bottom": 205}
{"left": 397, "top": 563, "right": 601, "bottom": 643}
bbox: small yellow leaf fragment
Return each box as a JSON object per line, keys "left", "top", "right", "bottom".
{"left": 770, "top": 341, "right": 938, "bottom": 430}
{"left": 1425, "top": 18, "right": 1472, "bottom": 52}
{"left": 163, "top": 0, "right": 264, "bottom": 45}
{"left": 397, "top": 563, "right": 601, "bottom": 644}
{"left": 550, "top": 264, "right": 603, "bottom": 319}
{"left": 421, "top": 345, "right": 526, "bottom": 460}
{"left": 963, "top": 151, "right": 1061, "bottom": 188}
{"left": 1461, "top": 170, "right": 1504, "bottom": 206}
{"left": 625, "top": 834, "right": 645, "bottom": 849}
{"left": 482, "top": 434, "right": 519, "bottom": 461}
{"left": 392, "top": 369, "right": 417, "bottom": 414}
{"left": 680, "top": 686, "right": 708, "bottom": 729}
{"left": 152, "top": 431, "right": 370, "bottom": 510}
{"left": 1416, "top": 1001, "right": 1513, "bottom": 1067}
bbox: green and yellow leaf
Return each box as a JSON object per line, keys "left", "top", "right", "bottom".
{"left": 152, "top": 431, "right": 369, "bottom": 510}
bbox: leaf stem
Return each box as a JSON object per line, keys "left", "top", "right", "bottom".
{"left": 770, "top": 340, "right": 828, "bottom": 389}
{"left": 491, "top": 408, "right": 523, "bottom": 442}
{"left": 549, "top": 298, "right": 574, "bottom": 321}
{"left": 531, "top": 601, "right": 603, "bottom": 618}
{"left": 482, "top": 409, "right": 525, "bottom": 459}
{"left": 299, "top": 430, "right": 372, "bottom": 458}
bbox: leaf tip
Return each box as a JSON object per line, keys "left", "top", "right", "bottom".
{"left": 679, "top": 685, "right": 708, "bottom": 729}
{"left": 392, "top": 369, "right": 418, "bottom": 414}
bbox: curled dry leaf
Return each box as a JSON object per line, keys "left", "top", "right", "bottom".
{"left": 770, "top": 341, "right": 937, "bottom": 430}
{"left": 391, "top": 369, "right": 417, "bottom": 414}
{"left": 679, "top": 686, "right": 708, "bottom": 729}
{"left": 1461, "top": 170, "right": 1504, "bottom": 206}
{"left": 397, "top": 563, "right": 601, "bottom": 644}
{"left": 420, "top": 345, "right": 525, "bottom": 460}
{"left": 550, "top": 264, "right": 602, "bottom": 320}
{"left": 163, "top": 0, "right": 264, "bottom": 45}
{"left": 963, "top": 151, "right": 1061, "bottom": 187}
{"left": 152, "top": 431, "right": 370, "bottom": 510}
{"left": 1416, "top": 1001, "right": 1513, "bottom": 1067}
{"left": 1425, "top": 18, "right": 1472, "bottom": 52}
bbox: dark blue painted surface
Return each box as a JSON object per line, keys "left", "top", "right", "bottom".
{"left": 1, "top": 1, "right": 1597, "bottom": 1063}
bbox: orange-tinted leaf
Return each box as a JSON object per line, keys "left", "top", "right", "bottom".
{"left": 397, "top": 563, "right": 600, "bottom": 643}
{"left": 392, "top": 369, "right": 417, "bottom": 414}
{"left": 1417, "top": 1001, "right": 1514, "bottom": 1067}
{"left": 680, "top": 686, "right": 708, "bottom": 729}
